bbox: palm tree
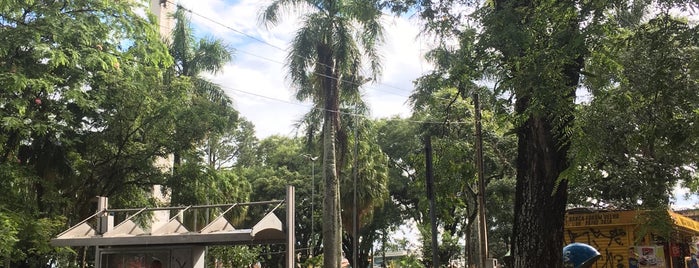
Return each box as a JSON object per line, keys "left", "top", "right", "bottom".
{"left": 261, "top": 0, "right": 384, "bottom": 266}
{"left": 165, "top": 7, "right": 240, "bottom": 229}
{"left": 168, "top": 6, "right": 235, "bottom": 168}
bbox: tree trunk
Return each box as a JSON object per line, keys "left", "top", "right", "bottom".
{"left": 320, "top": 45, "right": 342, "bottom": 268}
{"left": 511, "top": 110, "right": 569, "bottom": 267}
{"left": 425, "top": 136, "right": 439, "bottom": 268}
{"left": 474, "top": 93, "right": 489, "bottom": 268}
{"left": 465, "top": 204, "right": 477, "bottom": 268}
{"left": 464, "top": 216, "right": 472, "bottom": 268}
{"left": 510, "top": 52, "right": 581, "bottom": 268}
{"left": 495, "top": 0, "right": 583, "bottom": 266}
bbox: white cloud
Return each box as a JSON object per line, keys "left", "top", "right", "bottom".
{"left": 364, "top": 15, "right": 432, "bottom": 119}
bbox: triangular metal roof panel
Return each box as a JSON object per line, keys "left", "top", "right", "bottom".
{"left": 104, "top": 220, "right": 145, "bottom": 237}
{"left": 56, "top": 222, "right": 96, "bottom": 238}
{"left": 201, "top": 217, "right": 235, "bottom": 233}
{"left": 152, "top": 218, "right": 189, "bottom": 235}
{"left": 251, "top": 212, "right": 284, "bottom": 241}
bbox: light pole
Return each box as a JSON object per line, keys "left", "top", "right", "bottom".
{"left": 303, "top": 154, "right": 318, "bottom": 256}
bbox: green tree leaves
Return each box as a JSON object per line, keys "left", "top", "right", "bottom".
{"left": 570, "top": 15, "right": 699, "bottom": 209}
{"left": 0, "top": 1, "right": 240, "bottom": 265}
{"left": 260, "top": 0, "right": 386, "bottom": 266}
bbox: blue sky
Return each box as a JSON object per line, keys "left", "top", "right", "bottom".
{"left": 171, "top": 0, "right": 431, "bottom": 138}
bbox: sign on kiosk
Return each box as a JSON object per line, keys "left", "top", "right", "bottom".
{"left": 627, "top": 246, "right": 666, "bottom": 267}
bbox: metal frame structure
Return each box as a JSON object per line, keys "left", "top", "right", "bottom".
{"left": 51, "top": 186, "right": 296, "bottom": 267}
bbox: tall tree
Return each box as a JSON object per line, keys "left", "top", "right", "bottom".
{"left": 406, "top": 22, "right": 517, "bottom": 266}
{"left": 167, "top": 6, "right": 236, "bottom": 168}
{"left": 480, "top": 4, "right": 697, "bottom": 267}
{"left": 205, "top": 118, "right": 258, "bottom": 169}
{"left": 569, "top": 15, "right": 699, "bottom": 209}
{"left": 260, "top": 0, "right": 384, "bottom": 266}
{"left": 340, "top": 118, "right": 389, "bottom": 268}
{"left": 479, "top": 0, "right": 582, "bottom": 265}
{"left": 385, "top": 0, "right": 697, "bottom": 267}
{"left": 0, "top": 0, "right": 173, "bottom": 265}
{"left": 165, "top": 7, "right": 240, "bottom": 213}
{"left": 242, "top": 135, "right": 309, "bottom": 267}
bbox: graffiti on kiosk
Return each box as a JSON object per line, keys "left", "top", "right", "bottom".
{"left": 567, "top": 227, "right": 626, "bottom": 247}
{"left": 600, "top": 248, "right": 626, "bottom": 268}
{"left": 567, "top": 227, "right": 627, "bottom": 268}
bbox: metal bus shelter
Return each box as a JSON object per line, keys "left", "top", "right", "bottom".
{"left": 51, "top": 186, "right": 296, "bottom": 268}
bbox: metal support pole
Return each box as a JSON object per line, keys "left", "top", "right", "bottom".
{"left": 287, "top": 185, "right": 295, "bottom": 268}
{"left": 352, "top": 106, "right": 359, "bottom": 268}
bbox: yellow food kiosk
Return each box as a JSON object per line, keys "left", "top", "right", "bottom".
{"left": 564, "top": 209, "right": 699, "bottom": 268}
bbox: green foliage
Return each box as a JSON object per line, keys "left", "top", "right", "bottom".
{"left": 207, "top": 245, "right": 262, "bottom": 268}
{"left": 165, "top": 5, "right": 237, "bottom": 167}
{"left": 238, "top": 136, "right": 309, "bottom": 265}
{"left": 301, "top": 254, "right": 323, "bottom": 267}
{"left": 207, "top": 118, "right": 259, "bottom": 169}
{"left": 260, "top": 1, "right": 386, "bottom": 265}
{"left": 376, "top": 117, "right": 424, "bottom": 221}
{"left": 407, "top": 20, "right": 516, "bottom": 264}
{"left": 164, "top": 7, "right": 244, "bottom": 236}
{"left": 0, "top": 0, "right": 248, "bottom": 265}
{"left": 0, "top": 211, "right": 19, "bottom": 261}
{"left": 392, "top": 255, "right": 426, "bottom": 268}
{"left": 0, "top": 0, "right": 178, "bottom": 264}
{"left": 377, "top": 95, "right": 516, "bottom": 264}
{"left": 340, "top": 119, "right": 389, "bottom": 229}
{"left": 395, "top": 0, "right": 697, "bottom": 266}
{"left": 569, "top": 15, "right": 699, "bottom": 209}
{"left": 634, "top": 209, "right": 675, "bottom": 244}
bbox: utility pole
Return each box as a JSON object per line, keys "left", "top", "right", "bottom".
{"left": 474, "top": 93, "right": 489, "bottom": 268}
{"left": 352, "top": 104, "right": 359, "bottom": 268}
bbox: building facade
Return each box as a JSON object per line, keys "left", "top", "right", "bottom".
{"left": 565, "top": 209, "right": 699, "bottom": 268}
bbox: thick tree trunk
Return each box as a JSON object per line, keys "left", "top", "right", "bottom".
{"left": 465, "top": 203, "right": 477, "bottom": 268}
{"left": 494, "top": 0, "right": 583, "bottom": 265}
{"left": 511, "top": 109, "right": 570, "bottom": 268}
{"left": 510, "top": 48, "right": 582, "bottom": 268}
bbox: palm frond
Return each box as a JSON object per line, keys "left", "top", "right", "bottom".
{"left": 259, "top": 0, "right": 315, "bottom": 28}
{"left": 192, "top": 37, "right": 233, "bottom": 75}
{"left": 191, "top": 77, "right": 232, "bottom": 107}
{"left": 170, "top": 7, "right": 196, "bottom": 74}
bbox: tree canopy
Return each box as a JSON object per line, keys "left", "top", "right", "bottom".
{"left": 1, "top": 1, "right": 698, "bottom": 267}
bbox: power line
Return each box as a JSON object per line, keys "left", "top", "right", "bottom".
{"left": 163, "top": 1, "right": 487, "bottom": 127}
{"left": 159, "top": 22, "right": 489, "bottom": 128}
{"left": 155, "top": 10, "right": 471, "bottom": 126}
{"left": 169, "top": 1, "right": 415, "bottom": 99}
{"left": 168, "top": 0, "right": 491, "bottom": 111}
{"left": 222, "top": 84, "right": 472, "bottom": 126}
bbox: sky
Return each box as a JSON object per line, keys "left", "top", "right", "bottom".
{"left": 172, "top": 0, "right": 431, "bottom": 139}
{"left": 168, "top": 0, "right": 699, "bottom": 209}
